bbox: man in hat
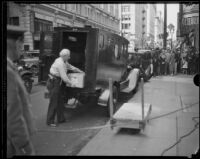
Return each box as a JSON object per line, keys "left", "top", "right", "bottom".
{"left": 7, "top": 25, "right": 36, "bottom": 157}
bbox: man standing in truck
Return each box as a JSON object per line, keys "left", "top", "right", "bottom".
{"left": 46, "top": 49, "right": 83, "bottom": 127}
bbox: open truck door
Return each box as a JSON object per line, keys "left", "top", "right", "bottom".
{"left": 38, "top": 31, "right": 61, "bottom": 82}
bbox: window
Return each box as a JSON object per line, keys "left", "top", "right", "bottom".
{"left": 122, "top": 6, "right": 130, "bottom": 12}
{"left": 99, "top": 34, "right": 104, "bottom": 49}
{"left": 188, "top": 17, "right": 191, "bottom": 25}
{"left": 122, "top": 14, "right": 130, "bottom": 21}
{"left": 85, "top": 6, "right": 88, "bottom": 16}
{"left": 122, "top": 23, "right": 130, "bottom": 29}
{"left": 9, "top": 17, "right": 19, "bottom": 26}
{"left": 88, "top": 8, "right": 90, "bottom": 17}
{"left": 193, "top": 16, "right": 199, "bottom": 25}
{"left": 34, "top": 18, "right": 53, "bottom": 32}
{"left": 34, "top": 40, "right": 40, "bottom": 50}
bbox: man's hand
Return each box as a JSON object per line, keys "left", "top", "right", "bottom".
{"left": 77, "top": 69, "right": 84, "bottom": 73}
{"left": 66, "top": 81, "right": 76, "bottom": 87}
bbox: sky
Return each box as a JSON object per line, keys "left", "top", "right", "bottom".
{"left": 157, "top": 3, "right": 179, "bottom": 40}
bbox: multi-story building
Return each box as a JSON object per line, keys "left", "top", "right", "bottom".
{"left": 177, "top": 3, "right": 199, "bottom": 52}
{"left": 146, "top": 4, "right": 156, "bottom": 48}
{"left": 154, "top": 10, "right": 164, "bottom": 48}
{"left": 7, "top": 2, "right": 120, "bottom": 52}
{"left": 121, "top": 4, "right": 157, "bottom": 51}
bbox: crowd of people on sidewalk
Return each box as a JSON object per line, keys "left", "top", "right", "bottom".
{"left": 150, "top": 47, "right": 199, "bottom": 77}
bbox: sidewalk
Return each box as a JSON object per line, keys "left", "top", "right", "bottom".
{"left": 78, "top": 75, "right": 199, "bottom": 156}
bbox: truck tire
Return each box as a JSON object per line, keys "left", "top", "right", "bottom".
{"left": 107, "top": 86, "right": 118, "bottom": 117}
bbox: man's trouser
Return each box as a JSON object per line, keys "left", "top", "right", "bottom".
{"left": 46, "top": 77, "right": 65, "bottom": 124}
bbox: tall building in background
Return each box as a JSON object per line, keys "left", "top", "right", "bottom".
{"left": 177, "top": 3, "right": 199, "bottom": 52}
{"left": 154, "top": 10, "right": 164, "bottom": 48}
{"left": 121, "top": 3, "right": 157, "bottom": 51}
{"left": 146, "top": 4, "right": 156, "bottom": 48}
{"left": 7, "top": 2, "right": 120, "bottom": 52}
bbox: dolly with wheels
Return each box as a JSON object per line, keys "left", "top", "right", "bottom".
{"left": 109, "top": 78, "right": 152, "bottom": 132}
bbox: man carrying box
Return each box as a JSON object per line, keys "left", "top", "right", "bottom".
{"left": 46, "top": 48, "right": 84, "bottom": 127}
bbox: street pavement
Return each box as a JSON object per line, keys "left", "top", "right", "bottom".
{"left": 29, "top": 77, "right": 110, "bottom": 155}
{"left": 78, "top": 75, "right": 199, "bottom": 156}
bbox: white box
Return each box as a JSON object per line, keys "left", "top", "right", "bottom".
{"left": 68, "top": 73, "right": 85, "bottom": 88}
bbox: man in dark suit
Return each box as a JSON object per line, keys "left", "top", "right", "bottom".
{"left": 7, "top": 25, "right": 36, "bottom": 157}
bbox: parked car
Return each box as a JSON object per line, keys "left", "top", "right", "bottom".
{"left": 128, "top": 50, "right": 152, "bottom": 82}
{"left": 14, "top": 60, "right": 34, "bottom": 93}
{"left": 20, "top": 53, "right": 39, "bottom": 76}
{"left": 39, "top": 26, "right": 140, "bottom": 115}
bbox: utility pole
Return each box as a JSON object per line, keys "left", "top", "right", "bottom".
{"left": 163, "top": 3, "right": 167, "bottom": 49}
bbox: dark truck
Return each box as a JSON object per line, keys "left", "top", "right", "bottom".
{"left": 39, "top": 26, "right": 140, "bottom": 115}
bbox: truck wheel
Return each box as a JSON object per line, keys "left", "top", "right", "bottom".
{"left": 107, "top": 86, "right": 118, "bottom": 117}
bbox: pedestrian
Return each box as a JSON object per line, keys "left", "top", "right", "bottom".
{"left": 169, "top": 50, "right": 175, "bottom": 76}
{"left": 195, "top": 51, "right": 199, "bottom": 74}
{"left": 182, "top": 57, "right": 188, "bottom": 74}
{"left": 150, "top": 58, "right": 153, "bottom": 77}
{"left": 46, "top": 48, "right": 84, "bottom": 127}
{"left": 153, "top": 56, "right": 158, "bottom": 76}
{"left": 174, "top": 50, "right": 179, "bottom": 75}
{"left": 7, "top": 25, "right": 36, "bottom": 157}
{"left": 157, "top": 50, "right": 161, "bottom": 76}
{"left": 160, "top": 50, "right": 166, "bottom": 75}
{"left": 165, "top": 49, "right": 171, "bottom": 75}
{"left": 190, "top": 47, "right": 196, "bottom": 74}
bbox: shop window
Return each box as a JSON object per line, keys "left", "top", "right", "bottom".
{"left": 114, "top": 44, "right": 119, "bottom": 59}
{"left": 99, "top": 34, "right": 104, "bottom": 49}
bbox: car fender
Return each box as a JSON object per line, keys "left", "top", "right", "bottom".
{"left": 127, "top": 68, "right": 140, "bottom": 89}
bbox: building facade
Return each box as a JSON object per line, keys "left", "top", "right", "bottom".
{"left": 177, "top": 3, "right": 199, "bottom": 52}
{"left": 121, "top": 4, "right": 157, "bottom": 51}
{"left": 7, "top": 2, "right": 120, "bottom": 52}
{"left": 146, "top": 4, "right": 156, "bottom": 48}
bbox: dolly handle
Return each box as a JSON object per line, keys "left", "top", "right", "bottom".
{"left": 109, "top": 78, "right": 114, "bottom": 119}
{"left": 141, "top": 78, "right": 144, "bottom": 120}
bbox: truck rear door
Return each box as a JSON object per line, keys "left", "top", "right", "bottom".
{"left": 38, "top": 31, "right": 61, "bottom": 82}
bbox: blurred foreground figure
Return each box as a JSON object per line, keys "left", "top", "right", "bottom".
{"left": 7, "top": 25, "right": 36, "bottom": 157}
